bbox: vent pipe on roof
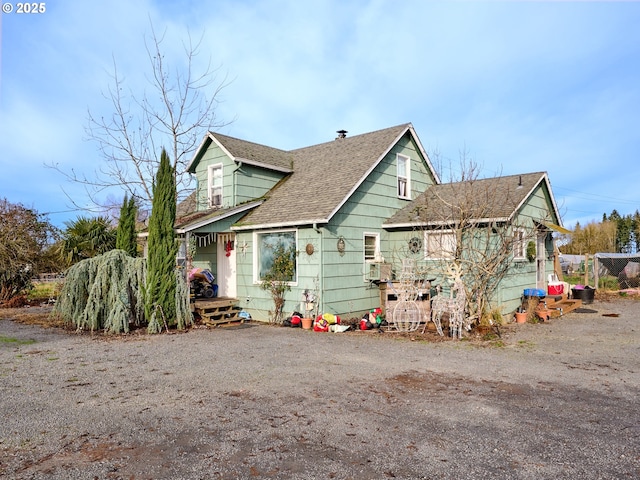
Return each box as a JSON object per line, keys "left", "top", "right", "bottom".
{"left": 336, "top": 129, "right": 347, "bottom": 139}
{"left": 517, "top": 175, "right": 523, "bottom": 188}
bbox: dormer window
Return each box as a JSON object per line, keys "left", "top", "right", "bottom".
{"left": 208, "top": 164, "right": 223, "bottom": 208}
{"left": 397, "top": 154, "right": 410, "bottom": 199}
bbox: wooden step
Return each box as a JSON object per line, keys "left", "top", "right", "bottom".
{"left": 201, "top": 313, "right": 244, "bottom": 327}
{"left": 544, "top": 295, "right": 583, "bottom": 318}
{"left": 193, "top": 299, "right": 243, "bottom": 327}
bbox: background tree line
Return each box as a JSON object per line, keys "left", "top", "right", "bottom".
{"left": 560, "top": 209, "right": 640, "bottom": 255}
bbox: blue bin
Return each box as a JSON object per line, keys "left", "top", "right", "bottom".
{"left": 523, "top": 288, "right": 545, "bottom": 298}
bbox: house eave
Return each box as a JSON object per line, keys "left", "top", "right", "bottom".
{"left": 235, "top": 157, "right": 293, "bottom": 174}
{"left": 232, "top": 218, "right": 329, "bottom": 231}
{"left": 408, "top": 124, "right": 441, "bottom": 185}
{"left": 177, "top": 200, "right": 263, "bottom": 233}
{"left": 383, "top": 216, "right": 509, "bottom": 229}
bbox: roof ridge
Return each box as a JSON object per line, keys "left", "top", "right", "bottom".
{"left": 211, "top": 131, "right": 290, "bottom": 154}
{"left": 289, "top": 123, "right": 411, "bottom": 152}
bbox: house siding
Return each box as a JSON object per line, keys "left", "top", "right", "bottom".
{"left": 193, "top": 145, "right": 285, "bottom": 211}
{"left": 234, "top": 133, "right": 437, "bottom": 321}
{"left": 235, "top": 164, "right": 285, "bottom": 205}
{"left": 193, "top": 147, "right": 231, "bottom": 210}
{"left": 497, "top": 183, "right": 557, "bottom": 312}
{"left": 385, "top": 180, "right": 559, "bottom": 316}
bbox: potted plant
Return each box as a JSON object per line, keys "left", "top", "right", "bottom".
{"left": 514, "top": 308, "right": 527, "bottom": 324}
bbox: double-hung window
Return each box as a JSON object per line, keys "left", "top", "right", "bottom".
{"left": 208, "top": 164, "right": 223, "bottom": 208}
{"left": 425, "top": 231, "right": 456, "bottom": 260}
{"left": 513, "top": 229, "right": 526, "bottom": 260}
{"left": 397, "top": 154, "right": 410, "bottom": 199}
{"left": 364, "top": 233, "right": 380, "bottom": 263}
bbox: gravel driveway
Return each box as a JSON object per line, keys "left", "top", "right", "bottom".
{"left": 1, "top": 298, "right": 639, "bottom": 479}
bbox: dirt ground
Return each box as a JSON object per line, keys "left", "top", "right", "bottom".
{"left": 0, "top": 296, "right": 639, "bottom": 479}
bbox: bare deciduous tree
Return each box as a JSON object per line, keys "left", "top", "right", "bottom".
{"left": 398, "top": 155, "right": 548, "bottom": 325}
{"left": 50, "top": 24, "right": 231, "bottom": 213}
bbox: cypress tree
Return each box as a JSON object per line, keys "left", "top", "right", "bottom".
{"left": 145, "top": 148, "right": 179, "bottom": 332}
{"left": 116, "top": 194, "right": 138, "bottom": 257}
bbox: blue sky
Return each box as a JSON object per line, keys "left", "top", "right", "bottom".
{"left": 1, "top": 0, "right": 639, "bottom": 229}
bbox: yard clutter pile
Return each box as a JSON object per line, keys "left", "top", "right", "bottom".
{"left": 283, "top": 312, "right": 348, "bottom": 332}
{"left": 359, "top": 308, "right": 384, "bottom": 330}
{"left": 188, "top": 268, "right": 217, "bottom": 299}
{"left": 313, "top": 312, "right": 341, "bottom": 332}
{"left": 282, "top": 309, "right": 390, "bottom": 333}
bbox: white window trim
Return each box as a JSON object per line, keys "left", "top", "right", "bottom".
{"left": 363, "top": 232, "right": 381, "bottom": 263}
{"left": 207, "top": 163, "right": 223, "bottom": 208}
{"left": 397, "top": 154, "right": 411, "bottom": 199}
{"left": 424, "top": 230, "right": 456, "bottom": 260}
{"left": 363, "top": 232, "right": 381, "bottom": 282}
{"left": 513, "top": 228, "right": 527, "bottom": 260}
{"left": 253, "top": 229, "right": 298, "bottom": 286}
{"left": 176, "top": 237, "right": 187, "bottom": 268}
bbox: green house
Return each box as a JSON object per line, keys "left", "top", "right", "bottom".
{"left": 383, "top": 172, "right": 566, "bottom": 316}
{"left": 178, "top": 123, "right": 564, "bottom": 321}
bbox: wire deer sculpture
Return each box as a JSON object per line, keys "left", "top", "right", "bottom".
{"left": 429, "top": 263, "right": 468, "bottom": 339}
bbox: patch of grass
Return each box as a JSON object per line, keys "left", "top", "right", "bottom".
{"left": 0, "top": 335, "right": 37, "bottom": 345}
{"left": 27, "top": 281, "right": 60, "bottom": 301}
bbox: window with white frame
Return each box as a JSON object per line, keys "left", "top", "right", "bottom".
{"left": 364, "top": 233, "right": 380, "bottom": 263}
{"left": 255, "top": 230, "right": 297, "bottom": 283}
{"left": 176, "top": 238, "right": 186, "bottom": 269}
{"left": 425, "top": 230, "right": 456, "bottom": 259}
{"left": 208, "top": 164, "right": 223, "bottom": 207}
{"left": 397, "top": 154, "right": 410, "bottom": 198}
{"left": 513, "top": 228, "right": 526, "bottom": 259}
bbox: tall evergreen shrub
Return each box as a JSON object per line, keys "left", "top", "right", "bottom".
{"left": 116, "top": 194, "right": 138, "bottom": 257}
{"left": 145, "top": 148, "right": 181, "bottom": 332}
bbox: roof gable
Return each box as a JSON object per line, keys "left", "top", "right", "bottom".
{"left": 233, "top": 123, "right": 424, "bottom": 229}
{"left": 384, "top": 172, "right": 562, "bottom": 227}
{"left": 187, "top": 132, "right": 293, "bottom": 174}
{"left": 185, "top": 123, "right": 440, "bottom": 231}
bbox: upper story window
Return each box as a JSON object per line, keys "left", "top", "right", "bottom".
{"left": 208, "top": 164, "right": 223, "bottom": 208}
{"left": 425, "top": 230, "right": 456, "bottom": 260}
{"left": 397, "top": 154, "right": 410, "bottom": 199}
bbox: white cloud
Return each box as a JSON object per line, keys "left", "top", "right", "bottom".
{"left": 1, "top": 0, "right": 639, "bottom": 227}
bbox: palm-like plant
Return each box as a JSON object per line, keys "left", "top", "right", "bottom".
{"left": 58, "top": 216, "right": 116, "bottom": 266}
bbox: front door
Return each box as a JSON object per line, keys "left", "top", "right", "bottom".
{"left": 217, "top": 233, "right": 237, "bottom": 298}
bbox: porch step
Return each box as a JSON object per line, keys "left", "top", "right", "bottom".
{"left": 545, "top": 295, "right": 583, "bottom": 318}
{"left": 193, "top": 298, "right": 243, "bottom": 326}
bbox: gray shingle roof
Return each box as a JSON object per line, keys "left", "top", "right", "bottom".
{"left": 212, "top": 133, "right": 294, "bottom": 172}
{"left": 232, "top": 123, "right": 412, "bottom": 228}
{"left": 384, "top": 172, "right": 548, "bottom": 227}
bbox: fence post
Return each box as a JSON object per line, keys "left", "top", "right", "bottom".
{"left": 594, "top": 254, "right": 599, "bottom": 289}
{"left": 584, "top": 253, "right": 589, "bottom": 286}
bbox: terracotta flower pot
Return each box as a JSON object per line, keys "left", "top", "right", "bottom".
{"left": 301, "top": 317, "right": 313, "bottom": 330}
{"left": 515, "top": 312, "right": 527, "bottom": 324}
